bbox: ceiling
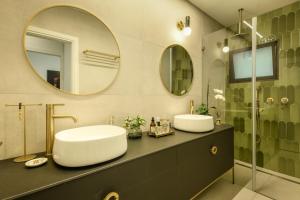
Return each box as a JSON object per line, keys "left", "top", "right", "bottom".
{"left": 189, "top": 0, "right": 299, "bottom": 26}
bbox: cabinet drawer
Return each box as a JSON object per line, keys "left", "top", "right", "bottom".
{"left": 178, "top": 129, "right": 234, "bottom": 199}
{"left": 18, "top": 148, "right": 178, "bottom": 200}
{"left": 18, "top": 156, "right": 149, "bottom": 200}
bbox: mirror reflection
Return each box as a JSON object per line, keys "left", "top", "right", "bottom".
{"left": 160, "top": 45, "right": 193, "bottom": 96}
{"left": 24, "top": 6, "right": 120, "bottom": 95}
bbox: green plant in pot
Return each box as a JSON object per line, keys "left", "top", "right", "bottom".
{"left": 196, "top": 103, "right": 209, "bottom": 115}
{"left": 124, "top": 116, "right": 146, "bottom": 139}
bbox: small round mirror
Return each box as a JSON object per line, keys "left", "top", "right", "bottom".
{"left": 160, "top": 45, "right": 193, "bottom": 96}
{"left": 24, "top": 6, "right": 120, "bottom": 95}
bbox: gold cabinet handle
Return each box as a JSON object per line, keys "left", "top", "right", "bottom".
{"left": 210, "top": 145, "right": 218, "bottom": 155}
{"left": 103, "top": 192, "right": 119, "bottom": 200}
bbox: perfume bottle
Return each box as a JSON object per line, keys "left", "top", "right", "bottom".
{"left": 150, "top": 117, "right": 156, "bottom": 134}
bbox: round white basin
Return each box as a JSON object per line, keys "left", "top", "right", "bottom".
{"left": 174, "top": 114, "right": 214, "bottom": 133}
{"left": 53, "top": 125, "right": 127, "bottom": 167}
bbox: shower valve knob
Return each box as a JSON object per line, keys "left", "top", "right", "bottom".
{"left": 266, "top": 97, "right": 274, "bottom": 105}
{"left": 280, "top": 97, "right": 289, "bottom": 105}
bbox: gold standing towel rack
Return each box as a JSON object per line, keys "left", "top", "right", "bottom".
{"left": 82, "top": 50, "right": 120, "bottom": 69}
{"left": 5, "top": 103, "right": 42, "bottom": 162}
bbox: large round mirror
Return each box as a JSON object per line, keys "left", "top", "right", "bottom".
{"left": 160, "top": 45, "right": 193, "bottom": 96}
{"left": 24, "top": 6, "right": 120, "bottom": 95}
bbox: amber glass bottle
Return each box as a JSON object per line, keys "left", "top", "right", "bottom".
{"left": 150, "top": 117, "right": 156, "bottom": 134}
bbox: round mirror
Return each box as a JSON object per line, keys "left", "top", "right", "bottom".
{"left": 24, "top": 6, "right": 120, "bottom": 95}
{"left": 160, "top": 45, "right": 193, "bottom": 96}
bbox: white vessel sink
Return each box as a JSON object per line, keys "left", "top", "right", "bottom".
{"left": 174, "top": 114, "right": 214, "bottom": 133}
{"left": 53, "top": 125, "right": 127, "bottom": 167}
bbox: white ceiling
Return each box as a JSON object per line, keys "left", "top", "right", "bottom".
{"left": 189, "top": 0, "right": 299, "bottom": 26}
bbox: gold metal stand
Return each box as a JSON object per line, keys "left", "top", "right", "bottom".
{"left": 5, "top": 103, "right": 42, "bottom": 162}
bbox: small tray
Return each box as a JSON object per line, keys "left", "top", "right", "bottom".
{"left": 25, "top": 157, "right": 48, "bottom": 168}
{"left": 147, "top": 130, "right": 175, "bottom": 138}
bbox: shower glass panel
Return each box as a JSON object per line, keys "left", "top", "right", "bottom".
{"left": 202, "top": 15, "right": 255, "bottom": 190}
{"left": 226, "top": 18, "right": 257, "bottom": 190}
{"left": 203, "top": 2, "right": 300, "bottom": 199}
{"left": 254, "top": 1, "right": 300, "bottom": 199}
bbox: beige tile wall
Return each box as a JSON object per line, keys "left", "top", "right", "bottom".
{"left": 0, "top": 0, "right": 222, "bottom": 160}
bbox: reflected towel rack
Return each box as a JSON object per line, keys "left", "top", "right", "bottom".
{"left": 82, "top": 50, "right": 120, "bottom": 69}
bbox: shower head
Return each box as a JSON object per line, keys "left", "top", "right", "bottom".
{"left": 231, "top": 8, "right": 248, "bottom": 39}
{"left": 231, "top": 32, "right": 248, "bottom": 39}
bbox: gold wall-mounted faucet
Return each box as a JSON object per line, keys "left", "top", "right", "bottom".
{"left": 46, "top": 104, "right": 77, "bottom": 156}
{"left": 190, "top": 100, "right": 194, "bottom": 114}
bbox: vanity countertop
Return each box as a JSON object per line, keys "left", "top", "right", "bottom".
{"left": 0, "top": 124, "right": 233, "bottom": 200}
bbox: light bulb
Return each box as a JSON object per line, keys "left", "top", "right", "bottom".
{"left": 222, "top": 46, "right": 230, "bottom": 53}
{"left": 222, "top": 38, "right": 229, "bottom": 53}
{"left": 183, "top": 27, "right": 192, "bottom": 36}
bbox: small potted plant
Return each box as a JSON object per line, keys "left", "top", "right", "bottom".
{"left": 124, "top": 115, "right": 146, "bottom": 139}
{"left": 196, "top": 103, "right": 209, "bottom": 115}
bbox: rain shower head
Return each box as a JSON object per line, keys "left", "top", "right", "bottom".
{"left": 231, "top": 8, "right": 249, "bottom": 39}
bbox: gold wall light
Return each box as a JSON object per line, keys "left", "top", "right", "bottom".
{"left": 177, "top": 16, "right": 192, "bottom": 36}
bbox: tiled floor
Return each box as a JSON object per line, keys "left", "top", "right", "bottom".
{"left": 195, "top": 164, "right": 300, "bottom": 200}
{"left": 194, "top": 178, "right": 242, "bottom": 200}
{"left": 246, "top": 171, "right": 300, "bottom": 200}
{"left": 194, "top": 166, "right": 244, "bottom": 200}
{"left": 233, "top": 188, "right": 272, "bottom": 200}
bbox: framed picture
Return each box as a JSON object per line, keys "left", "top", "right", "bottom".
{"left": 47, "top": 70, "right": 60, "bottom": 89}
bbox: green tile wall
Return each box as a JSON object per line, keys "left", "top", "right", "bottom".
{"left": 171, "top": 47, "right": 193, "bottom": 95}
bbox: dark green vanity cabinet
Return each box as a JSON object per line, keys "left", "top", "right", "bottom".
{"left": 19, "top": 149, "right": 180, "bottom": 200}
{"left": 178, "top": 129, "right": 234, "bottom": 199}
{"left": 2, "top": 126, "right": 233, "bottom": 200}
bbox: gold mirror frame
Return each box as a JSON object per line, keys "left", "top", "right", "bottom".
{"left": 159, "top": 44, "right": 194, "bottom": 96}
{"left": 23, "top": 5, "right": 121, "bottom": 96}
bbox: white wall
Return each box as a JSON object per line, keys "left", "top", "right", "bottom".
{"left": 0, "top": 0, "right": 222, "bottom": 160}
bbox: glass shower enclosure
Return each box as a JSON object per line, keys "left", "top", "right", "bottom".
{"left": 202, "top": 1, "right": 300, "bottom": 199}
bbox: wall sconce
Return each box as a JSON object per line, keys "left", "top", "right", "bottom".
{"left": 177, "top": 16, "right": 192, "bottom": 36}
{"left": 222, "top": 38, "right": 229, "bottom": 53}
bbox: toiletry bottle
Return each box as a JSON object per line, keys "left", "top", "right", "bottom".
{"left": 156, "top": 117, "right": 161, "bottom": 126}
{"left": 156, "top": 117, "right": 161, "bottom": 135}
{"left": 161, "top": 119, "right": 170, "bottom": 133}
{"left": 150, "top": 117, "right": 156, "bottom": 134}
